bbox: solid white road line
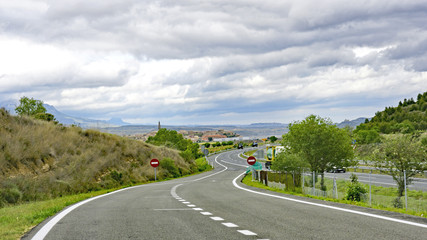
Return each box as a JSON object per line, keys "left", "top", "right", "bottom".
{"left": 31, "top": 184, "right": 148, "bottom": 240}
{"left": 153, "top": 208, "right": 193, "bottom": 211}
{"left": 213, "top": 152, "right": 427, "bottom": 229}
{"left": 231, "top": 171, "right": 427, "bottom": 229}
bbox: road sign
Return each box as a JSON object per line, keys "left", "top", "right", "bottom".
{"left": 204, "top": 149, "right": 209, "bottom": 156}
{"left": 247, "top": 156, "right": 256, "bottom": 165}
{"left": 150, "top": 159, "right": 159, "bottom": 168}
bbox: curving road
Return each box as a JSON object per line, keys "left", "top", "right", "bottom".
{"left": 24, "top": 150, "right": 427, "bottom": 240}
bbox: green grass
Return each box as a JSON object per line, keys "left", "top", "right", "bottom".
{"left": 243, "top": 149, "right": 257, "bottom": 157}
{"left": 0, "top": 189, "right": 113, "bottom": 240}
{"left": 242, "top": 173, "right": 427, "bottom": 218}
{"left": 207, "top": 145, "right": 235, "bottom": 153}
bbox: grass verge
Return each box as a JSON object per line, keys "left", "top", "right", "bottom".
{"left": 242, "top": 173, "right": 427, "bottom": 218}
{"left": 0, "top": 189, "right": 113, "bottom": 240}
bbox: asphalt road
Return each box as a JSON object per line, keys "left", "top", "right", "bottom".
{"left": 24, "top": 150, "right": 427, "bottom": 240}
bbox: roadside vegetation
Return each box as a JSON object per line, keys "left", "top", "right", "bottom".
{"left": 0, "top": 99, "right": 212, "bottom": 209}
{"left": 202, "top": 141, "right": 239, "bottom": 154}
{"left": 1, "top": 156, "right": 211, "bottom": 240}
{"left": 261, "top": 92, "right": 426, "bottom": 215}
{"left": 242, "top": 173, "right": 427, "bottom": 217}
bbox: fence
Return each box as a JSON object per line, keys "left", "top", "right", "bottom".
{"left": 265, "top": 171, "right": 427, "bottom": 213}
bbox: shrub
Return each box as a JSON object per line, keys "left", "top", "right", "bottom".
{"left": 160, "top": 158, "right": 181, "bottom": 178}
{"left": 0, "top": 187, "right": 22, "bottom": 204}
{"left": 346, "top": 174, "right": 367, "bottom": 202}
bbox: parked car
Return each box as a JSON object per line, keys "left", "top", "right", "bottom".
{"left": 237, "top": 143, "right": 243, "bottom": 149}
{"left": 329, "top": 167, "right": 346, "bottom": 173}
{"left": 252, "top": 142, "right": 258, "bottom": 147}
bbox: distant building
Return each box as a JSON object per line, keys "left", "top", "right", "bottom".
{"left": 201, "top": 134, "right": 227, "bottom": 141}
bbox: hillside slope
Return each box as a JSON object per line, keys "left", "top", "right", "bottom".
{"left": 0, "top": 108, "right": 198, "bottom": 206}
{"left": 356, "top": 91, "right": 427, "bottom": 134}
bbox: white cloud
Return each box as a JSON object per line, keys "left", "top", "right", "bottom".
{"left": 0, "top": 0, "right": 427, "bottom": 124}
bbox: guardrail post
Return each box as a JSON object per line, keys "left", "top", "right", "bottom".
{"left": 369, "top": 170, "right": 372, "bottom": 206}
{"left": 404, "top": 170, "right": 407, "bottom": 210}
{"left": 312, "top": 171, "right": 315, "bottom": 196}
{"left": 302, "top": 169, "right": 305, "bottom": 194}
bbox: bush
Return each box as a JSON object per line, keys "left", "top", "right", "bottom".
{"left": 0, "top": 187, "right": 22, "bottom": 204}
{"left": 354, "top": 129, "right": 381, "bottom": 144}
{"left": 346, "top": 174, "right": 367, "bottom": 202}
{"left": 160, "top": 158, "right": 181, "bottom": 178}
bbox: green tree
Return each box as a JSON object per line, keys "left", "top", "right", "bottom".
{"left": 354, "top": 129, "right": 381, "bottom": 144}
{"left": 147, "top": 128, "right": 201, "bottom": 160}
{"left": 15, "top": 96, "right": 47, "bottom": 116}
{"left": 34, "top": 112, "right": 57, "bottom": 123}
{"left": 372, "top": 135, "right": 426, "bottom": 200}
{"left": 269, "top": 136, "right": 278, "bottom": 143}
{"left": 283, "top": 115, "right": 354, "bottom": 190}
{"left": 271, "top": 152, "right": 309, "bottom": 188}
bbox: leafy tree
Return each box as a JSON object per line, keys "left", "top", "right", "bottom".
{"left": 15, "top": 96, "right": 46, "bottom": 116}
{"left": 147, "top": 128, "right": 201, "bottom": 160}
{"left": 272, "top": 152, "right": 309, "bottom": 172}
{"left": 371, "top": 135, "right": 426, "bottom": 199}
{"left": 269, "top": 136, "right": 278, "bottom": 143}
{"left": 204, "top": 143, "right": 211, "bottom": 148}
{"left": 356, "top": 91, "right": 427, "bottom": 133}
{"left": 283, "top": 115, "right": 354, "bottom": 190}
{"left": 354, "top": 129, "right": 381, "bottom": 144}
{"left": 34, "top": 112, "right": 57, "bottom": 123}
{"left": 271, "top": 152, "right": 309, "bottom": 188}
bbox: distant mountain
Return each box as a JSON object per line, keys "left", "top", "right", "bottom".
{"left": 336, "top": 118, "right": 368, "bottom": 129}
{"left": 0, "top": 100, "right": 130, "bottom": 128}
{"left": 107, "top": 117, "right": 131, "bottom": 126}
{"left": 248, "top": 123, "right": 288, "bottom": 128}
{"left": 44, "top": 104, "right": 131, "bottom": 128}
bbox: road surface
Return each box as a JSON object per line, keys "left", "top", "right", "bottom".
{"left": 24, "top": 150, "right": 427, "bottom": 239}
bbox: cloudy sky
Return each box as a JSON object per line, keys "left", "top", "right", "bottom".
{"left": 1, "top": 0, "right": 426, "bottom": 125}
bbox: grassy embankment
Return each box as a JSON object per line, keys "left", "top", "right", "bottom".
{"left": 242, "top": 173, "right": 427, "bottom": 218}
{"left": 0, "top": 108, "right": 212, "bottom": 239}
{"left": 0, "top": 157, "right": 211, "bottom": 240}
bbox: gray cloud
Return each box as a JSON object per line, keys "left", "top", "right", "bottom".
{"left": 0, "top": 0, "right": 426, "bottom": 124}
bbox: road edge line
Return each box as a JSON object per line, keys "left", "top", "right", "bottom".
{"left": 232, "top": 172, "right": 427, "bottom": 229}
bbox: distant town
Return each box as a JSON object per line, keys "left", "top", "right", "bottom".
{"left": 128, "top": 129, "right": 241, "bottom": 142}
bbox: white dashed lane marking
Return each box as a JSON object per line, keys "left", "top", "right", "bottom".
{"left": 222, "top": 222, "right": 239, "bottom": 228}
{"left": 200, "top": 212, "right": 213, "bottom": 216}
{"left": 238, "top": 230, "right": 257, "bottom": 236}
{"left": 210, "top": 217, "right": 224, "bottom": 221}
{"left": 193, "top": 208, "right": 203, "bottom": 211}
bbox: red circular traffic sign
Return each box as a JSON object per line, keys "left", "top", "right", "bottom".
{"left": 150, "top": 159, "right": 159, "bottom": 168}
{"left": 247, "top": 156, "right": 256, "bottom": 165}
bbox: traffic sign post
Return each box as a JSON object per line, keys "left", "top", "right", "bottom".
{"left": 150, "top": 159, "right": 159, "bottom": 181}
{"left": 247, "top": 156, "right": 256, "bottom": 165}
